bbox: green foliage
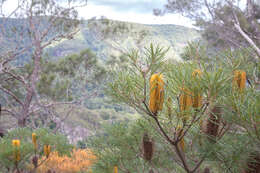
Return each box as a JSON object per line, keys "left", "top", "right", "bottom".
{"left": 103, "top": 43, "right": 260, "bottom": 173}
{"left": 0, "top": 128, "right": 72, "bottom": 172}
{"left": 88, "top": 119, "right": 180, "bottom": 173}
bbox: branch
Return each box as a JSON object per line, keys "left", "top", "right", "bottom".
{"left": 0, "top": 85, "right": 23, "bottom": 106}
{"left": 231, "top": 7, "right": 260, "bottom": 59}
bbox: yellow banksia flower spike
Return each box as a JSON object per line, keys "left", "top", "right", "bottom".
{"left": 192, "top": 69, "right": 203, "bottom": 109}
{"left": 158, "top": 74, "right": 164, "bottom": 111}
{"left": 192, "top": 93, "right": 202, "bottom": 109}
{"left": 233, "top": 70, "right": 246, "bottom": 92}
{"left": 12, "top": 139, "right": 20, "bottom": 147}
{"left": 114, "top": 166, "right": 118, "bottom": 173}
{"left": 192, "top": 69, "right": 202, "bottom": 77}
{"left": 179, "top": 88, "right": 193, "bottom": 121}
{"left": 44, "top": 145, "right": 51, "bottom": 158}
{"left": 12, "top": 140, "right": 21, "bottom": 162}
{"left": 32, "top": 133, "right": 37, "bottom": 150}
{"left": 149, "top": 73, "right": 164, "bottom": 114}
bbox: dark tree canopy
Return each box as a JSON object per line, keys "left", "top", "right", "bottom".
{"left": 155, "top": 0, "right": 260, "bottom": 59}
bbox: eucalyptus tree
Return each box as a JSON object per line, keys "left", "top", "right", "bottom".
{"left": 0, "top": 0, "right": 88, "bottom": 127}
{"left": 155, "top": 0, "right": 260, "bottom": 59}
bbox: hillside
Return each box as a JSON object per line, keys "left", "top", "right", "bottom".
{"left": 46, "top": 20, "right": 200, "bottom": 61}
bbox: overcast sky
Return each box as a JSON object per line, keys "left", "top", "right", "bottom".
{"left": 2, "top": 0, "right": 194, "bottom": 27}
{"left": 77, "top": 0, "right": 194, "bottom": 27}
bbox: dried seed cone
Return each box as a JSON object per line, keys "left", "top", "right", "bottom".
{"left": 0, "top": 127, "right": 5, "bottom": 137}
{"left": 32, "top": 156, "right": 38, "bottom": 168}
{"left": 244, "top": 153, "right": 260, "bottom": 173}
{"left": 203, "top": 167, "right": 210, "bottom": 173}
{"left": 143, "top": 133, "right": 154, "bottom": 161}
{"left": 201, "top": 106, "right": 222, "bottom": 142}
{"left": 149, "top": 169, "right": 154, "bottom": 173}
{"left": 233, "top": 70, "right": 246, "bottom": 92}
{"left": 149, "top": 74, "right": 164, "bottom": 114}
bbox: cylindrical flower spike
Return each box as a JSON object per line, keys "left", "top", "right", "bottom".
{"left": 192, "top": 69, "right": 202, "bottom": 77}
{"left": 44, "top": 145, "right": 51, "bottom": 158}
{"left": 12, "top": 139, "right": 20, "bottom": 147}
{"left": 232, "top": 70, "right": 246, "bottom": 92}
{"left": 192, "top": 69, "right": 203, "bottom": 109}
{"left": 149, "top": 74, "right": 164, "bottom": 114}
{"left": 179, "top": 88, "right": 193, "bottom": 121}
{"left": 114, "top": 166, "right": 118, "bottom": 173}
{"left": 192, "top": 93, "right": 202, "bottom": 109}
{"left": 12, "top": 140, "right": 21, "bottom": 162}
{"left": 32, "top": 133, "right": 37, "bottom": 150}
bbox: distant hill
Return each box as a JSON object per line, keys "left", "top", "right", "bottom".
{"left": 0, "top": 18, "right": 200, "bottom": 61}
{"left": 46, "top": 20, "right": 200, "bottom": 61}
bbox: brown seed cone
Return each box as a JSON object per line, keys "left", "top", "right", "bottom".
{"left": 149, "top": 169, "right": 154, "bottom": 173}
{"left": 32, "top": 156, "right": 38, "bottom": 168}
{"left": 201, "top": 106, "right": 222, "bottom": 143}
{"left": 203, "top": 167, "right": 210, "bottom": 173}
{"left": 143, "top": 133, "right": 154, "bottom": 161}
{"left": 0, "top": 127, "right": 5, "bottom": 137}
{"left": 244, "top": 153, "right": 260, "bottom": 173}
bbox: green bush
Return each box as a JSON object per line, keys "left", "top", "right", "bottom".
{"left": 0, "top": 128, "right": 73, "bottom": 172}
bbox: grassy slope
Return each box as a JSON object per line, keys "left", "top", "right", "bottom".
{"left": 46, "top": 20, "right": 200, "bottom": 61}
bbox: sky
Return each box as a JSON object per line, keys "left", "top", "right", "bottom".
{"left": 77, "top": 0, "right": 194, "bottom": 27}
{"left": 1, "top": 0, "right": 194, "bottom": 27}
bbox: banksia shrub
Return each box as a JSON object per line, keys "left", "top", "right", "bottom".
{"left": 142, "top": 133, "right": 154, "bottom": 161}
{"left": 37, "top": 149, "right": 96, "bottom": 173}
{"left": 149, "top": 73, "right": 164, "bottom": 114}
{"left": 12, "top": 139, "right": 21, "bottom": 162}
{"left": 232, "top": 70, "right": 246, "bottom": 92}
{"left": 201, "top": 106, "right": 222, "bottom": 142}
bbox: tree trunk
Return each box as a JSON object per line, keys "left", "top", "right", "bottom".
{"left": 18, "top": 118, "right": 26, "bottom": 127}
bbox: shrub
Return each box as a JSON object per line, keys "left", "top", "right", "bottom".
{"left": 0, "top": 128, "right": 72, "bottom": 172}
{"left": 37, "top": 149, "right": 96, "bottom": 173}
